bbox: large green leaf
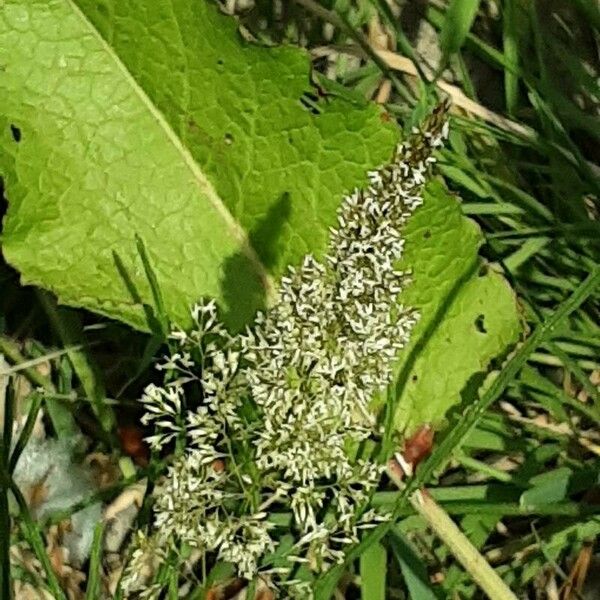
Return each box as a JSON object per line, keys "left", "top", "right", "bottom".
{"left": 0, "top": 0, "right": 396, "bottom": 330}
{"left": 393, "top": 182, "right": 523, "bottom": 432}
{"left": 0, "top": 0, "right": 522, "bottom": 428}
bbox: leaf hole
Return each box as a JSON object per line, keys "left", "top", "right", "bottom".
{"left": 217, "top": 58, "right": 224, "bottom": 66}
{"left": 424, "top": 229, "right": 431, "bottom": 239}
{"left": 474, "top": 314, "right": 487, "bottom": 334}
{"left": 224, "top": 132, "right": 234, "bottom": 145}
{"left": 411, "top": 374, "right": 418, "bottom": 383}
{"left": 10, "top": 124, "right": 21, "bottom": 143}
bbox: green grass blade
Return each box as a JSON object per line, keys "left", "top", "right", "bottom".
{"left": 0, "top": 472, "right": 11, "bottom": 600}
{"left": 428, "top": 4, "right": 521, "bottom": 76}
{"left": 462, "top": 203, "right": 524, "bottom": 216}
{"left": 245, "top": 578, "right": 257, "bottom": 600}
{"left": 8, "top": 392, "right": 43, "bottom": 474}
{"left": 0, "top": 337, "right": 54, "bottom": 392}
{"left": 503, "top": 237, "right": 550, "bottom": 271}
{"left": 545, "top": 341, "right": 600, "bottom": 417}
{"left": 50, "top": 358, "right": 81, "bottom": 438}
{"left": 389, "top": 528, "right": 438, "bottom": 600}
{"left": 502, "top": 0, "right": 519, "bottom": 115}
{"left": 0, "top": 347, "right": 80, "bottom": 378}
{"left": 116, "top": 334, "right": 164, "bottom": 399}
{"left": 84, "top": 522, "right": 104, "bottom": 600}
{"left": 112, "top": 250, "right": 166, "bottom": 339}
{"left": 37, "top": 292, "right": 116, "bottom": 439}
{"left": 0, "top": 384, "right": 13, "bottom": 600}
{"left": 359, "top": 542, "right": 386, "bottom": 600}
{"left": 440, "top": 0, "right": 482, "bottom": 60}
{"left": 135, "top": 234, "right": 169, "bottom": 337}
{"left": 9, "top": 479, "right": 67, "bottom": 600}
{"left": 2, "top": 383, "right": 14, "bottom": 466}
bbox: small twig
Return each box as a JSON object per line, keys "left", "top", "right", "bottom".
{"left": 374, "top": 49, "right": 533, "bottom": 139}
{"left": 379, "top": 48, "right": 600, "bottom": 177}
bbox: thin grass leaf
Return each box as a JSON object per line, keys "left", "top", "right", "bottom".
{"left": 0, "top": 346, "right": 82, "bottom": 378}
{"left": 502, "top": 0, "right": 520, "bottom": 115}
{"left": 462, "top": 203, "right": 525, "bottom": 216}
{"left": 135, "top": 234, "right": 169, "bottom": 338}
{"left": 0, "top": 336, "right": 53, "bottom": 392}
{"left": 375, "top": 484, "right": 514, "bottom": 505}
{"left": 440, "top": 0, "right": 482, "bottom": 61}
{"left": 439, "top": 164, "right": 492, "bottom": 199}
{"left": 8, "top": 392, "right": 43, "bottom": 474}
{"left": 0, "top": 481, "right": 11, "bottom": 600}
{"left": 389, "top": 528, "right": 438, "bottom": 600}
{"left": 503, "top": 238, "right": 550, "bottom": 271}
{"left": 428, "top": 5, "right": 512, "bottom": 73}
{"left": 246, "top": 578, "right": 257, "bottom": 600}
{"left": 84, "top": 522, "right": 104, "bottom": 600}
{"left": 0, "top": 384, "right": 13, "bottom": 600}
{"left": 546, "top": 342, "right": 600, "bottom": 416}
{"left": 373, "top": 496, "right": 598, "bottom": 518}
{"left": 2, "top": 382, "right": 13, "bottom": 465}
{"left": 529, "top": 352, "right": 599, "bottom": 372}
{"left": 488, "top": 228, "right": 594, "bottom": 242}
{"left": 482, "top": 175, "right": 554, "bottom": 222}
{"left": 37, "top": 292, "right": 116, "bottom": 439}
{"left": 111, "top": 236, "right": 172, "bottom": 398}
{"left": 49, "top": 356, "right": 80, "bottom": 438}
{"left": 496, "top": 263, "right": 600, "bottom": 416}
{"left": 452, "top": 53, "right": 477, "bottom": 99}
{"left": 359, "top": 542, "right": 386, "bottom": 600}
{"left": 112, "top": 250, "right": 166, "bottom": 339}
{"left": 168, "top": 574, "right": 179, "bottom": 600}
{"left": 456, "top": 453, "right": 525, "bottom": 486}
{"left": 527, "top": 89, "right": 600, "bottom": 195}
{"left": 116, "top": 334, "right": 164, "bottom": 399}
{"left": 9, "top": 479, "right": 67, "bottom": 600}
{"left": 519, "top": 365, "right": 600, "bottom": 424}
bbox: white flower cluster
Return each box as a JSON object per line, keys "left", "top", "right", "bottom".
{"left": 123, "top": 107, "right": 449, "bottom": 598}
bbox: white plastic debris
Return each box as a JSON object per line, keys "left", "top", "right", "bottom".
{"left": 12, "top": 436, "right": 101, "bottom": 566}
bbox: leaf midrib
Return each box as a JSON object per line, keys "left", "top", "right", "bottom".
{"left": 66, "top": 0, "right": 273, "bottom": 297}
